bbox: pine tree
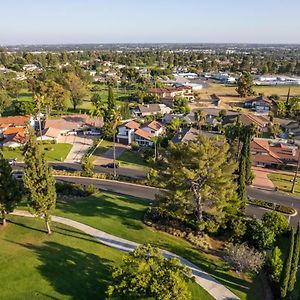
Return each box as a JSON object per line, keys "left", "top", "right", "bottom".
{"left": 280, "top": 230, "right": 294, "bottom": 299}
{"left": 288, "top": 223, "right": 300, "bottom": 293}
{"left": 236, "top": 71, "right": 255, "bottom": 97}
{"left": 0, "top": 151, "right": 22, "bottom": 226}
{"left": 23, "top": 129, "right": 56, "bottom": 234}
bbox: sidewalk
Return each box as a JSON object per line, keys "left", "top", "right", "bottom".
{"left": 252, "top": 167, "right": 276, "bottom": 191}
{"left": 12, "top": 210, "right": 240, "bottom": 300}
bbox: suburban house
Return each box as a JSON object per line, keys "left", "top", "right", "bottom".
{"left": 275, "top": 118, "right": 300, "bottom": 140}
{"left": 0, "top": 115, "right": 34, "bottom": 148}
{"left": 251, "top": 138, "right": 299, "bottom": 169}
{"left": 149, "top": 85, "right": 194, "bottom": 101}
{"left": 2, "top": 127, "right": 27, "bottom": 148}
{"left": 172, "top": 127, "right": 223, "bottom": 143}
{"left": 116, "top": 120, "right": 140, "bottom": 145}
{"left": 44, "top": 114, "right": 103, "bottom": 135}
{"left": 37, "top": 127, "right": 61, "bottom": 142}
{"left": 239, "top": 114, "right": 270, "bottom": 133}
{"left": 117, "top": 120, "right": 164, "bottom": 146}
{"left": 244, "top": 96, "right": 272, "bottom": 113}
{"left": 133, "top": 104, "right": 172, "bottom": 117}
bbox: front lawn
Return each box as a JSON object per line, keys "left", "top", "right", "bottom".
{"left": 268, "top": 173, "right": 300, "bottom": 196}
{"left": 54, "top": 192, "right": 264, "bottom": 300}
{"left": 92, "top": 140, "right": 113, "bottom": 157}
{"left": 2, "top": 143, "right": 72, "bottom": 162}
{"left": 117, "top": 150, "right": 150, "bottom": 169}
{"left": 0, "top": 215, "right": 210, "bottom": 300}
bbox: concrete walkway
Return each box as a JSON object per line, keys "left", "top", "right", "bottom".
{"left": 11, "top": 210, "right": 239, "bottom": 300}
{"left": 252, "top": 167, "right": 275, "bottom": 191}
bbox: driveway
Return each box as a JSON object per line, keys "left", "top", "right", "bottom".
{"left": 58, "top": 135, "right": 94, "bottom": 163}
{"left": 252, "top": 167, "right": 275, "bottom": 191}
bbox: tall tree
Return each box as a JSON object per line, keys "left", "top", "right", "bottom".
{"left": 236, "top": 71, "right": 255, "bottom": 97}
{"left": 155, "top": 137, "right": 240, "bottom": 232}
{"left": 107, "top": 85, "right": 116, "bottom": 110}
{"left": 0, "top": 91, "right": 11, "bottom": 116}
{"left": 64, "top": 73, "right": 88, "bottom": 110}
{"left": 288, "top": 223, "right": 300, "bottom": 293}
{"left": 280, "top": 230, "right": 294, "bottom": 299}
{"left": 266, "top": 246, "right": 283, "bottom": 284}
{"left": 107, "top": 244, "right": 192, "bottom": 300}
{"left": 0, "top": 151, "right": 22, "bottom": 226}
{"left": 23, "top": 129, "right": 56, "bottom": 234}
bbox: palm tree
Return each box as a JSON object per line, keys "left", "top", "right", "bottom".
{"left": 194, "top": 109, "right": 205, "bottom": 133}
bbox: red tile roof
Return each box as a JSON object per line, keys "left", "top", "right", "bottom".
{"left": 124, "top": 120, "right": 140, "bottom": 130}
{"left": 134, "top": 129, "right": 153, "bottom": 140}
{"left": 144, "top": 120, "right": 162, "bottom": 131}
{"left": 0, "top": 116, "right": 31, "bottom": 127}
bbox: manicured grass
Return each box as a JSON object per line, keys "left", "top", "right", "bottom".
{"left": 2, "top": 143, "right": 72, "bottom": 162}
{"left": 268, "top": 173, "right": 300, "bottom": 196}
{"left": 54, "top": 192, "right": 264, "bottom": 300}
{"left": 92, "top": 140, "right": 113, "bottom": 157}
{"left": 117, "top": 150, "right": 150, "bottom": 169}
{"left": 0, "top": 216, "right": 210, "bottom": 300}
{"left": 0, "top": 215, "right": 122, "bottom": 299}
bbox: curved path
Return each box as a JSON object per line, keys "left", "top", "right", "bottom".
{"left": 12, "top": 210, "right": 239, "bottom": 300}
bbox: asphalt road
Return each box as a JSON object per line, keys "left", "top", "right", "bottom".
{"left": 14, "top": 162, "right": 147, "bottom": 179}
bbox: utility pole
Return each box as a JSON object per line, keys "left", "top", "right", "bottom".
{"left": 291, "top": 147, "right": 300, "bottom": 194}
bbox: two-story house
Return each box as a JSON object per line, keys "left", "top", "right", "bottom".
{"left": 116, "top": 120, "right": 140, "bottom": 145}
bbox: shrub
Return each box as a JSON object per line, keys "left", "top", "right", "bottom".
{"left": 262, "top": 211, "right": 289, "bottom": 236}
{"left": 227, "top": 218, "right": 247, "bottom": 243}
{"left": 224, "top": 243, "right": 264, "bottom": 273}
{"left": 131, "top": 141, "right": 139, "bottom": 151}
{"left": 56, "top": 182, "right": 97, "bottom": 197}
{"left": 245, "top": 219, "right": 275, "bottom": 250}
{"left": 266, "top": 246, "right": 283, "bottom": 284}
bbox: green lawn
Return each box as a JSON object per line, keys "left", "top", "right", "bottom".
{"left": 117, "top": 150, "right": 150, "bottom": 169}
{"left": 92, "top": 140, "right": 113, "bottom": 157}
{"left": 268, "top": 173, "right": 300, "bottom": 196}
{"left": 4, "top": 85, "right": 136, "bottom": 117}
{"left": 53, "top": 192, "right": 264, "bottom": 300}
{"left": 2, "top": 143, "right": 72, "bottom": 162}
{"left": 0, "top": 216, "right": 210, "bottom": 300}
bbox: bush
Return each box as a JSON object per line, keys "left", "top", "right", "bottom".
{"left": 262, "top": 211, "right": 289, "bottom": 236}
{"left": 245, "top": 219, "right": 275, "bottom": 250}
{"left": 131, "top": 141, "right": 139, "bottom": 151}
{"left": 56, "top": 182, "right": 97, "bottom": 197}
{"left": 266, "top": 246, "right": 283, "bottom": 284}
{"left": 227, "top": 218, "right": 247, "bottom": 243}
{"left": 248, "top": 197, "right": 295, "bottom": 215}
{"left": 225, "top": 243, "right": 264, "bottom": 273}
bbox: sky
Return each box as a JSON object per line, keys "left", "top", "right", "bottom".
{"left": 1, "top": 0, "right": 300, "bottom": 45}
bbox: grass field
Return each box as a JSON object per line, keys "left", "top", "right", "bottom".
{"left": 53, "top": 192, "right": 265, "bottom": 300}
{"left": 267, "top": 173, "right": 300, "bottom": 196}
{"left": 0, "top": 215, "right": 212, "bottom": 300}
{"left": 2, "top": 143, "right": 72, "bottom": 162}
{"left": 4, "top": 85, "right": 136, "bottom": 117}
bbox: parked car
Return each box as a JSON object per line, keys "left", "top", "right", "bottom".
{"left": 7, "top": 158, "right": 17, "bottom": 166}
{"left": 12, "top": 171, "right": 23, "bottom": 181}
{"left": 83, "top": 130, "right": 101, "bottom": 136}
{"left": 100, "top": 162, "right": 119, "bottom": 169}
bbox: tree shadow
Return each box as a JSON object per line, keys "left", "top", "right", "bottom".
{"left": 14, "top": 240, "right": 114, "bottom": 299}
{"left": 56, "top": 194, "right": 148, "bottom": 231}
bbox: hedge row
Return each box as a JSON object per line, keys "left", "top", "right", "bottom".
{"left": 248, "top": 197, "right": 295, "bottom": 215}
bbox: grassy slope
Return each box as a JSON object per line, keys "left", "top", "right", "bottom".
{"left": 2, "top": 143, "right": 72, "bottom": 162}
{"left": 1, "top": 216, "right": 208, "bottom": 300}
{"left": 54, "top": 192, "right": 264, "bottom": 300}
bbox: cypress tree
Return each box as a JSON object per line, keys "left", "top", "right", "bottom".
{"left": 107, "top": 85, "right": 116, "bottom": 111}
{"left": 23, "top": 128, "right": 56, "bottom": 234}
{"left": 0, "top": 151, "right": 22, "bottom": 226}
{"left": 280, "top": 229, "right": 294, "bottom": 299}
{"left": 244, "top": 133, "right": 253, "bottom": 184}
{"left": 237, "top": 154, "right": 247, "bottom": 205}
{"left": 288, "top": 223, "right": 300, "bottom": 293}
